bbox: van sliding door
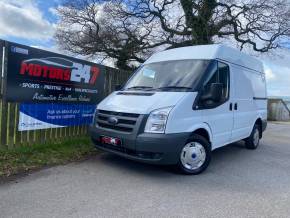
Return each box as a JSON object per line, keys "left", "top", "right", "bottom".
{"left": 231, "top": 66, "right": 257, "bottom": 140}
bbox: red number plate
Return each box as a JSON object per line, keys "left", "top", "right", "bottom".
{"left": 100, "top": 136, "right": 122, "bottom": 146}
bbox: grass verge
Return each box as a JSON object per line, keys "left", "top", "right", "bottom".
{"left": 0, "top": 137, "right": 98, "bottom": 177}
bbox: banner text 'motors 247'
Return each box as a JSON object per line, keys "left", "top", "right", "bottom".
{"left": 6, "top": 42, "right": 105, "bottom": 104}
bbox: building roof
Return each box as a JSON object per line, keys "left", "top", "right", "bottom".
{"left": 268, "top": 98, "right": 283, "bottom": 103}
{"left": 145, "top": 44, "right": 264, "bottom": 73}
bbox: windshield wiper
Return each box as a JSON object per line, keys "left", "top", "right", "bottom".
{"left": 155, "top": 86, "right": 193, "bottom": 91}
{"left": 126, "top": 86, "right": 153, "bottom": 90}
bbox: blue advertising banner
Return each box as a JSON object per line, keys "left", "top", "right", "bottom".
{"left": 18, "top": 103, "right": 96, "bottom": 131}
{"left": 6, "top": 41, "right": 105, "bottom": 104}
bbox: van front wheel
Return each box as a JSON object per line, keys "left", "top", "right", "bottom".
{"left": 177, "top": 134, "right": 211, "bottom": 175}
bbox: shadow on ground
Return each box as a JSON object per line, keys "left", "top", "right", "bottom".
{"left": 96, "top": 140, "right": 248, "bottom": 176}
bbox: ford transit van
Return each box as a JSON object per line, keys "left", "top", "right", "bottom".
{"left": 90, "top": 44, "right": 267, "bottom": 174}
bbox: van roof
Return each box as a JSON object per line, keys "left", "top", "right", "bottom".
{"left": 144, "top": 44, "right": 264, "bottom": 73}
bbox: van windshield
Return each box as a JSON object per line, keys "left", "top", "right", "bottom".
{"left": 124, "top": 60, "right": 212, "bottom": 91}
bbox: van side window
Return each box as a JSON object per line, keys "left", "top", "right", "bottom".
{"left": 218, "top": 62, "right": 230, "bottom": 101}
{"left": 200, "top": 61, "right": 230, "bottom": 108}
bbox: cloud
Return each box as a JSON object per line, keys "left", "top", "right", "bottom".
{"left": 259, "top": 48, "right": 290, "bottom": 97}
{"left": 30, "top": 44, "right": 60, "bottom": 54}
{"left": 265, "top": 64, "right": 290, "bottom": 97}
{"left": 0, "top": 0, "right": 55, "bottom": 40}
{"left": 48, "top": 7, "right": 58, "bottom": 16}
{"left": 264, "top": 66, "right": 276, "bottom": 81}
{"left": 219, "top": 37, "right": 290, "bottom": 97}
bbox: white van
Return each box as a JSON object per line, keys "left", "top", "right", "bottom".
{"left": 90, "top": 44, "right": 267, "bottom": 174}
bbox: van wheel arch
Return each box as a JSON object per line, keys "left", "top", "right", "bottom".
{"left": 254, "top": 118, "right": 263, "bottom": 138}
{"left": 191, "top": 128, "right": 211, "bottom": 147}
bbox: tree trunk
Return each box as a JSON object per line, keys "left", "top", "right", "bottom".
{"left": 116, "top": 55, "right": 132, "bottom": 71}
{"left": 181, "top": 0, "right": 217, "bottom": 45}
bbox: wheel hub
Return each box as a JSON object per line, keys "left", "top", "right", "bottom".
{"left": 180, "top": 142, "right": 206, "bottom": 170}
{"left": 191, "top": 153, "right": 197, "bottom": 159}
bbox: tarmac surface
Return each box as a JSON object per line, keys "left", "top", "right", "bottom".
{"left": 1, "top": 123, "right": 290, "bottom": 218}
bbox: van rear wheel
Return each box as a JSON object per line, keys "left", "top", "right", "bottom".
{"left": 245, "top": 124, "right": 261, "bottom": 149}
{"left": 177, "top": 134, "right": 211, "bottom": 175}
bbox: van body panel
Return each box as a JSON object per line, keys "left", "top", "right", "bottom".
{"left": 145, "top": 44, "right": 263, "bottom": 73}
{"left": 97, "top": 91, "right": 186, "bottom": 114}
{"left": 231, "top": 64, "right": 267, "bottom": 141}
{"left": 201, "top": 101, "right": 234, "bottom": 149}
{"left": 166, "top": 92, "right": 216, "bottom": 147}
{"left": 166, "top": 92, "right": 203, "bottom": 133}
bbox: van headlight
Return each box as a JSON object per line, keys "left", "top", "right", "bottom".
{"left": 144, "top": 107, "right": 173, "bottom": 134}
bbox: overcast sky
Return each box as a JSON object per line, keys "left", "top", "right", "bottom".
{"left": 0, "top": 0, "right": 289, "bottom": 97}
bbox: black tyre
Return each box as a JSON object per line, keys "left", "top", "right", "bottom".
{"left": 177, "top": 134, "right": 211, "bottom": 175}
{"left": 245, "top": 124, "right": 261, "bottom": 149}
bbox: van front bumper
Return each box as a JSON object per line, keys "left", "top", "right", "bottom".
{"left": 90, "top": 126, "right": 189, "bottom": 165}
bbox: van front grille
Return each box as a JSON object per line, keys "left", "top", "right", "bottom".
{"left": 96, "top": 110, "right": 140, "bottom": 133}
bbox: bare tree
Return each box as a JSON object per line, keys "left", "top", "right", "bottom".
{"left": 55, "top": 0, "right": 290, "bottom": 70}
{"left": 119, "top": 0, "right": 290, "bottom": 51}
{"left": 55, "top": 0, "right": 171, "bottom": 70}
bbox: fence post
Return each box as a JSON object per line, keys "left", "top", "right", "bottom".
{"left": 0, "top": 41, "right": 8, "bottom": 148}
{"left": 0, "top": 40, "right": 3, "bottom": 148}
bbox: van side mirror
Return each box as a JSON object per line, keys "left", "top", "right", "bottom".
{"left": 115, "top": 84, "right": 122, "bottom": 91}
{"left": 200, "top": 83, "right": 223, "bottom": 103}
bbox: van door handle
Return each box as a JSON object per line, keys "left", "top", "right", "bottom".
{"left": 229, "top": 103, "right": 233, "bottom": 111}
{"left": 234, "top": 103, "right": 238, "bottom": 110}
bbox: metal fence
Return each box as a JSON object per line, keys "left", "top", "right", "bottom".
{"left": 0, "top": 41, "right": 131, "bottom": 149}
